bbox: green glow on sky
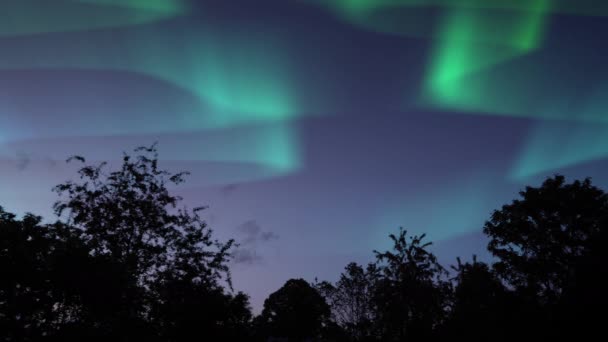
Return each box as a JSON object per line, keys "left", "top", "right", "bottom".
{"left": 511, "top": 81, "right": 608, "bottom": 180}
{"left": 0, "top": 122, "right": 302, "bottom": 186}
{"left": 329, "top": 0, "right": 380, "bottom": 14}
{"left": 155, "top": 123, "right": 302, "bottom": 184}
{"left": 0, "top": 27, "right": 298, "bottom": 129}
{"left": 310, "top": 0, "right": 439, "bottom": 38}
{"left": 0, "top": 17, "right": 302, "bottom": 182}
{"left": 512, "top": 121, "right": 608, "bottom": 181}
{"left": 422, "top": 0, "right": 550, "bottom": 112}
{"left": 192, "top": 123, "right": 301, "bottom": 174}
{"left": 310, "top": 0, "right": 608, "bottom": 21}
{"left": 149, "top": 34, "right": 298, "bottom": 128}
{"left": 246, "top": 123, "right": 301, "bottom": 173}
{"left": 317, "top": 0, "right": 608, "bottom": 177}
{"left": 192, "top": 38, "right": 297, "bottom": 127}
{"left": 76, "top": 0, "right": 186, "bottom": 12}
{"left": 0, "top": 0, "right": 185, "bottom": 36}
{"left": 371, "top": 170, "right": 498, "bottom": 245}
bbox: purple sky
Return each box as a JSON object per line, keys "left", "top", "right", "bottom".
{"left": 1, "top": 0, "right": 608, "bottom": 311}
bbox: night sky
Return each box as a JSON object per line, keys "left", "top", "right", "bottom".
{"left": 1, "top": 0, "right": 608, "bottom": 311}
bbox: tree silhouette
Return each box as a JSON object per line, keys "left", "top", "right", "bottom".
{"left": 484, "top": 175, "right": 608, "bottom": 303}
{"left": 258, "top": 278, "right": 331, "bottom": 341}
{"left": 0, "top": 207, "right": 133, "bottom": 340}
{"left": 0, "top": 209, "right": 58, "bottom": 340}
{"left": 440, "top": 255, "right": 514, "bottom": 340}
{"left": 372, "top": 229, "right": 449, "bottom": 341}
{"left": 150, "top": 280, "right": 252, "bottom": 341}
{"left": 315, "top": 263, "right": 380, "bottom": 341}
{"left": 1, "top": 145, "right": 252, "bottom": 340}
{"left": 483, "top": 175, "right": 608, "bottom": 337}
{"left": 555, "top": 222, "right": 608, "bottom": 338}
{"left": 4, "top": 147, "right": 608, "bottom": 341}
{"left": 53, "top": 145, "right": 235, "bottom": 290}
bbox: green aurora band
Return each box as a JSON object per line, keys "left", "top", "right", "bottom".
{"left": 0, "top": 122, "right": 302, "bottom": 186}
{"left": 0, "top": 0, "right": 186, "bottom": 36}
{"left": 310, "top": 0, "right": 608, "bottom": 27}
{"left": 422, "top": 0, "right": 550, "bottom": 111}
{"left": 512, "top": 122, "right": 608, "bottom": 180}
{"left": 0, "top": 26, "right": 298, "bottom": 129}
{"left": 2, "top": 0, "right": 607, "bottom": 183}
{"left": 371, "top": 169, "right": 499, "bottom": 246}
{"left": 0, "top": 2, "right": 304, "bottom": 183}
{"left": 308, "top": 0, "right": 608, "bottom": 179}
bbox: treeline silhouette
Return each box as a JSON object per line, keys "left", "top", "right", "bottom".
{"left": 1, "top": 145, "right": 606, "bottom": 341}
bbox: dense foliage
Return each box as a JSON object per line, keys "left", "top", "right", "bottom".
{"left": 1, "top": 146, "right": 606, "bottom": 341}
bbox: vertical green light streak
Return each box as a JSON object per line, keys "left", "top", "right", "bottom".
{"left": 511, "top": 81, "right": 608, "bottom": 180}
{"left": 0, "top": 11, "right": 302, "bottom": 180}
{"left": 512, "top": 122, "right": 608, "bottom": 180}
{"left": 192, "top": 39, "right": 297, "bottom": 128}
{"left": 423, "top": 0, "right": 550, "bottom": 111}
{"left": 0, "top": 27, "right": 298, "bottom": 129}
{"left": 372, "top": 171, "right": 498, "bottom": 246}
{"left": 197, "top": 124, "right": 301, "bottom": 174}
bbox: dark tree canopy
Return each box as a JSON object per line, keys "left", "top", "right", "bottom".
{"left": 0, "top": 145, "right": 252, "bottom": 341}
{"left": 0, "top": 207, "right": 147, "bottom": 340}
{"left": 53, "top": 145, "right": 235, "bottom": 289}
{"left": 482, "top": 175, "right": 608, "bottom": 338}
{"left": 555, "top": 223, "right": 608, "bottom": 338}
{"left": 441, "top": 256, "right": 514, "bottom": 340}
{"left": 259, "top": 278, "right": 331, "bottom": 341}
{"left": 372, "top": 229, "right": 449, "bottom": 341}
{"left": 2, "top": 146, "right": 608, "bottom": 341}
{"left": 0, "top": 210, "right": 57, "bottom": 340}
{"left": 484, "top": 175, "right": 608, "bottom": 302}
{"left": 150, "top": 281, "right": 253, "bottom": 341}
{"left": 315, "top": 262, "right": 380, "bottom": 341}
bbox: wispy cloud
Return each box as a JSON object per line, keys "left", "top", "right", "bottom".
{"left": 221, "top": 183, "right": 239, "bottom": 196}
{"left": 16, "top": 151, "right": 30, "bottom": 171}
{"left": 232, "top": 220, "right": 279, "bottom": 265}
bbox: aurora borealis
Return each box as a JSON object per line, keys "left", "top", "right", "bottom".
{"left": 1, "top": 0, "right": 607, "bottom": 311}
